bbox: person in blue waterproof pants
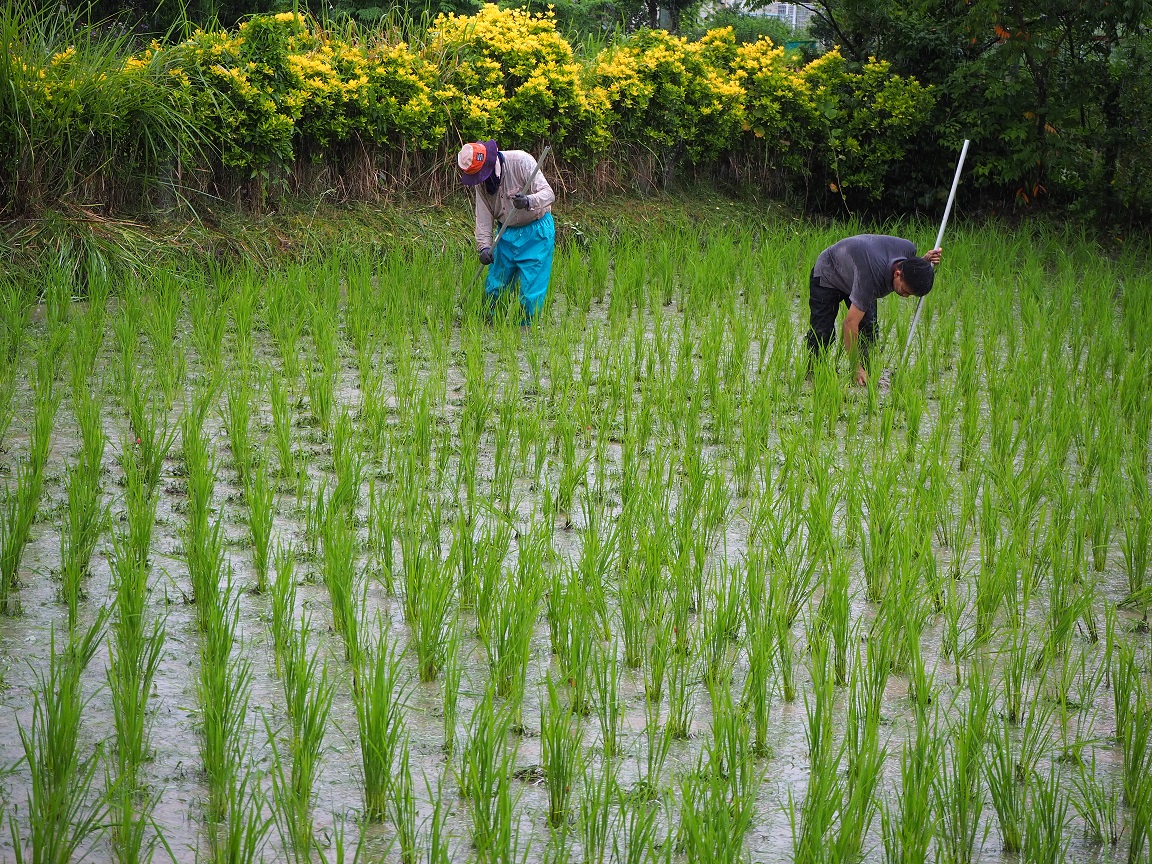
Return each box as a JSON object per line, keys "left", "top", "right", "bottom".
{"left": 457, "top": 140, "right": 556, "bottom": 323}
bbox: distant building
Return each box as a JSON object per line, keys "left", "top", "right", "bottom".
{"left": 758, "top": 3, "right": 814, "bottom": 30}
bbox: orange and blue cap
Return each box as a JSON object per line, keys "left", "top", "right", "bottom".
{"left": 457, "top": 140, "right": 498, "bottom": 186}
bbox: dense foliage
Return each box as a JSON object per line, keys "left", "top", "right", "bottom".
{"left": 3, "top": 0, "right": 1150, "bottom": 219}
{"left": 0, "top": 2, "right": 932, "bottom": 213}
{"left": 806, "top": 0, "right": 1152, "bottom": 218}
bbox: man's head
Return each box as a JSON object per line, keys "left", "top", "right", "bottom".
{"left": 457, "top": 140, "right": 499, "bottom": 187}
{"left": 892, "top": 256, "right": 935, "bottom": 298}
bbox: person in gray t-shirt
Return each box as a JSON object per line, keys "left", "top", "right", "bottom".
{"left": 807, "top": 234, "right": 941, "bottom": 385}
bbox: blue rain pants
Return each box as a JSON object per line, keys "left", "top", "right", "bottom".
{"left": 485, "top": 212, "right": 555, "bottom": 322}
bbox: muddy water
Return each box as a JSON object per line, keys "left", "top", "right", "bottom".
{"left": 0, "top": 283, "right": 1143, "bottom": 864}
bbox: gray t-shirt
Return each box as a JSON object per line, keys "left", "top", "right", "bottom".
{"left": 812, "top": 234, "right": 917, "bottom": 313}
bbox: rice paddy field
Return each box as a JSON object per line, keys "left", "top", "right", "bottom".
{"left": 1, "top": 210, "right": 1151, "bottom": 864}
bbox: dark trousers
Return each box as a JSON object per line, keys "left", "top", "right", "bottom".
{"left": 805, "top": 270, "right": 876, "bottom": 363}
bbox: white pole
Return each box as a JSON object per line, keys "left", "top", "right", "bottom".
{"left": 902, "top": 138, "right": 970, "bottom": 364}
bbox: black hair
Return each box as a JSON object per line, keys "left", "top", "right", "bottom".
{"left": 898, "top": 256, "right": 935, "bottom": 296}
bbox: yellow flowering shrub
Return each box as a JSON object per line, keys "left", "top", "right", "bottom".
{"left": 732, "top": 37, "right": 818, "bottom": 171}
{"left": 592, "top": 27, "right": 745, "bottom": 162}
{"left": 5, "top": 2, "right": 941, "bottom": 208}
{"left": 802, "top": 49, "right": 936, "bottom": 200}
{"left": 428, "top": 5, "right": 607, "bottom": 153}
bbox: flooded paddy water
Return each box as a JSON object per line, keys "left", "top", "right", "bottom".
{"left": 0, "top": 216, "right": 1150, "bottom": 863}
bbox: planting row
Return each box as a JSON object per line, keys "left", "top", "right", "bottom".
{"left": 0, "top": 219, "right": 1151, "bottom": 863}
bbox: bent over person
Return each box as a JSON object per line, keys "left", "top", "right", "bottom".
{"left": 807, "top": 234, "right": 942, "bottom": 385}
{"left": 457, "top": 140, "right": 556, "bottom": 323}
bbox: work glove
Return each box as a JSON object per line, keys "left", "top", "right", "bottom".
{"left": 478, "top": 246, "right": 494, "bottom": 265}
{"left": 512, "top": 193, "right": 530, "bottom": 210}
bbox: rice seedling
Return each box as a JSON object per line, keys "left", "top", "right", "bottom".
{"left": 60, "top": 382, "right": 107, "bottom": 630}
{"left": 355, "top": 622, "right": 408, "bottom": 823}
{"left": 461, "top": 686, "right": 524, "bottom": 864}
{"left": 482, "top": 566, "right": 542, "bottom": 715}
{"left": 241, "top": 455, "right": 275, "bottom": 595}
{"left": 404, "top": 535, "right": 455, "bottom": 682}
{"left": 10, "top": 617, "right": 108, "bottom": 864}
{"left": 934, "top": 663, "right": 992, "bottom": 864}
{"left": 592, "top": 640, "right": 622, "bottom": 761}
{"left": 222, "top": 372, "right": 253, "bottom": 484}
{"left": 579, "top": 753, "right": 618, "bottom": 864}
{"left": 679, "top": 680, "right": 762, "bottom": 864}
{"left": 1071, "top": 750, "right": 1123, "bottom": 847}
{"left": 1, "top": 358, "right": 62, "bottom": 613}
{"left": 882, "top": 704, "right": 941, "bottom": 864}
{"left": 1023, "top": 763, "right": 1071, "bottom": 864}
{"left": 321, "top": 502, "right": 365, "bottom": 667}
{"left": 542, "top": 675, "right": 583, "bottom": 828}
{"left": 105, "top": 512, "right": 166, "bottom": 864}
{"left": 268, "top": 610, "right": 333, "bottom": 863}
{"left": 390, "top": 738, "right": 420, "bottom": 864}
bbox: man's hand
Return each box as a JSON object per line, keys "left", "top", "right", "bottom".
{"left": 855, "top": 366, "right": 868, "bottom": 387}
{"left": 479, "top": 246, "right": 494, "bottom": 265}
{"left": 512, "top": 193, "right": 530, "bottom": 210}
{"left": 924, "top": 247, "right": 942, "bottom": 266}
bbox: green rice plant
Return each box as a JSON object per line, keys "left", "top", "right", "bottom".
{"left": 614, "top": 788, "right": 662, "bottom": 864}
{"left": 700, "top": 563, "right": 743, "bottom": 687}
{"left": 321, "top": 505, "right": 364, "bottom": 667}
{"left": 123, "top": 378, "right": 176, "bottom": 498}
{"left": 245, "top": 455, "right": 275, "bottom": 594}
{"left": 592, "top": 640, "right": 622, "bottom": 761}
{"left": 355, "top": 622, "right": 408, "bottom": 822}
{"left": 637, "top": 688, "right": 671, "bottom": 803}
{"left": 390, "top": 738, "right": 419, "bottom": 864}
{"left": 617, "top": 561, "right": 648, "bottom": 670}
{"left": 408, "top": 552, "right": 454, "bottom": 682}
{"left": 269, "top": 372, "right": 300, "bottom": 491}
{"left": 60, "top": 385, "right": 107, "bottom": 630}
{"left": 1071, "top": 751, "right": 1123, "bottom": 847}
{"left": 579, "top": 754, "right": 617, "bottom": 864}
{"left": 861, "top": 459, "right": 900, "bottom": 602}
{"left": 441, "top": 618, "right": 464, "bottom": 754}
{"left": 190, "top": 276, "right": 227, "bottom": 380}
{"left": 542, "top": 675, "right": 583, "bottom": 828}
{"left": 462, "top": 687, "right": 523, "bottom": 864}
{"left": 547, "top": 565, "right": 594, "bottom": 712}
{"left": 105, "top": 514, "right": 166, "bottom": 864}
{"left": 743, "top": 554, "right": 774, "bottom": 757}
{"left": 985, "top": 709, "right": 1025, "bottom": 853}
{"left": 680, "top": 680, "right": 762, "bottom": 864}
{"left": 881, "top": 705, "right": 942, "bottom": 864}
{"left": 268, "top": 542, "right": 297, "bottom": 674}
{"left": 1121, "top": 687, "right": 1152, "bottom": 809}
{"left": 144, "top": 273, "right": 186, "bottom": 408}
{"left": 306, "top": 305, "right": 338, "bottom": 437}
{"left": 1086, "top": 476, "right": 1116, "bottom": 573}
{"left": 767, "top": 533, "right": 817, "bottom": 703}
{"left": 424, "top": 768, "right": 453, "bottom": 864}
{"left": 934, "top": 663, "right": 992, "bottom": 864}
{"left": 1122, "top": 461, "right": 1152, "bottom": 607}
{"left": 1023, "top": 763, "right": 1071, "bottom": 864}
{"left": 1, "top": 366, "right": 62, "bottom": 613}
{"left": 196, "top": 577, "right": 251, "bottom": 828}
{"left": 368, "top": 478, "right": 397, "bottom": 593}
{"left": 106, "top": 528, "right": 165, "bottom": 794}
{"left": 666, "top": 633, "right": 697, "bottom": 741}
{"left": 10, "top": 618, "right": 108, "bottom": 864}
{"left": 330, "top": 407, "right": 364, "bottom": 515}
{"left": 792, "top": 636, "right": 838, "bottom": 863}
{"left": 222, "top": 373, "right": 253, "bottom": 484}
{"left": 268, "top": 611, "right": 333, "bottom": 862}
{"left": 482, "top": 567, "right": 541, "bottom": 711}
